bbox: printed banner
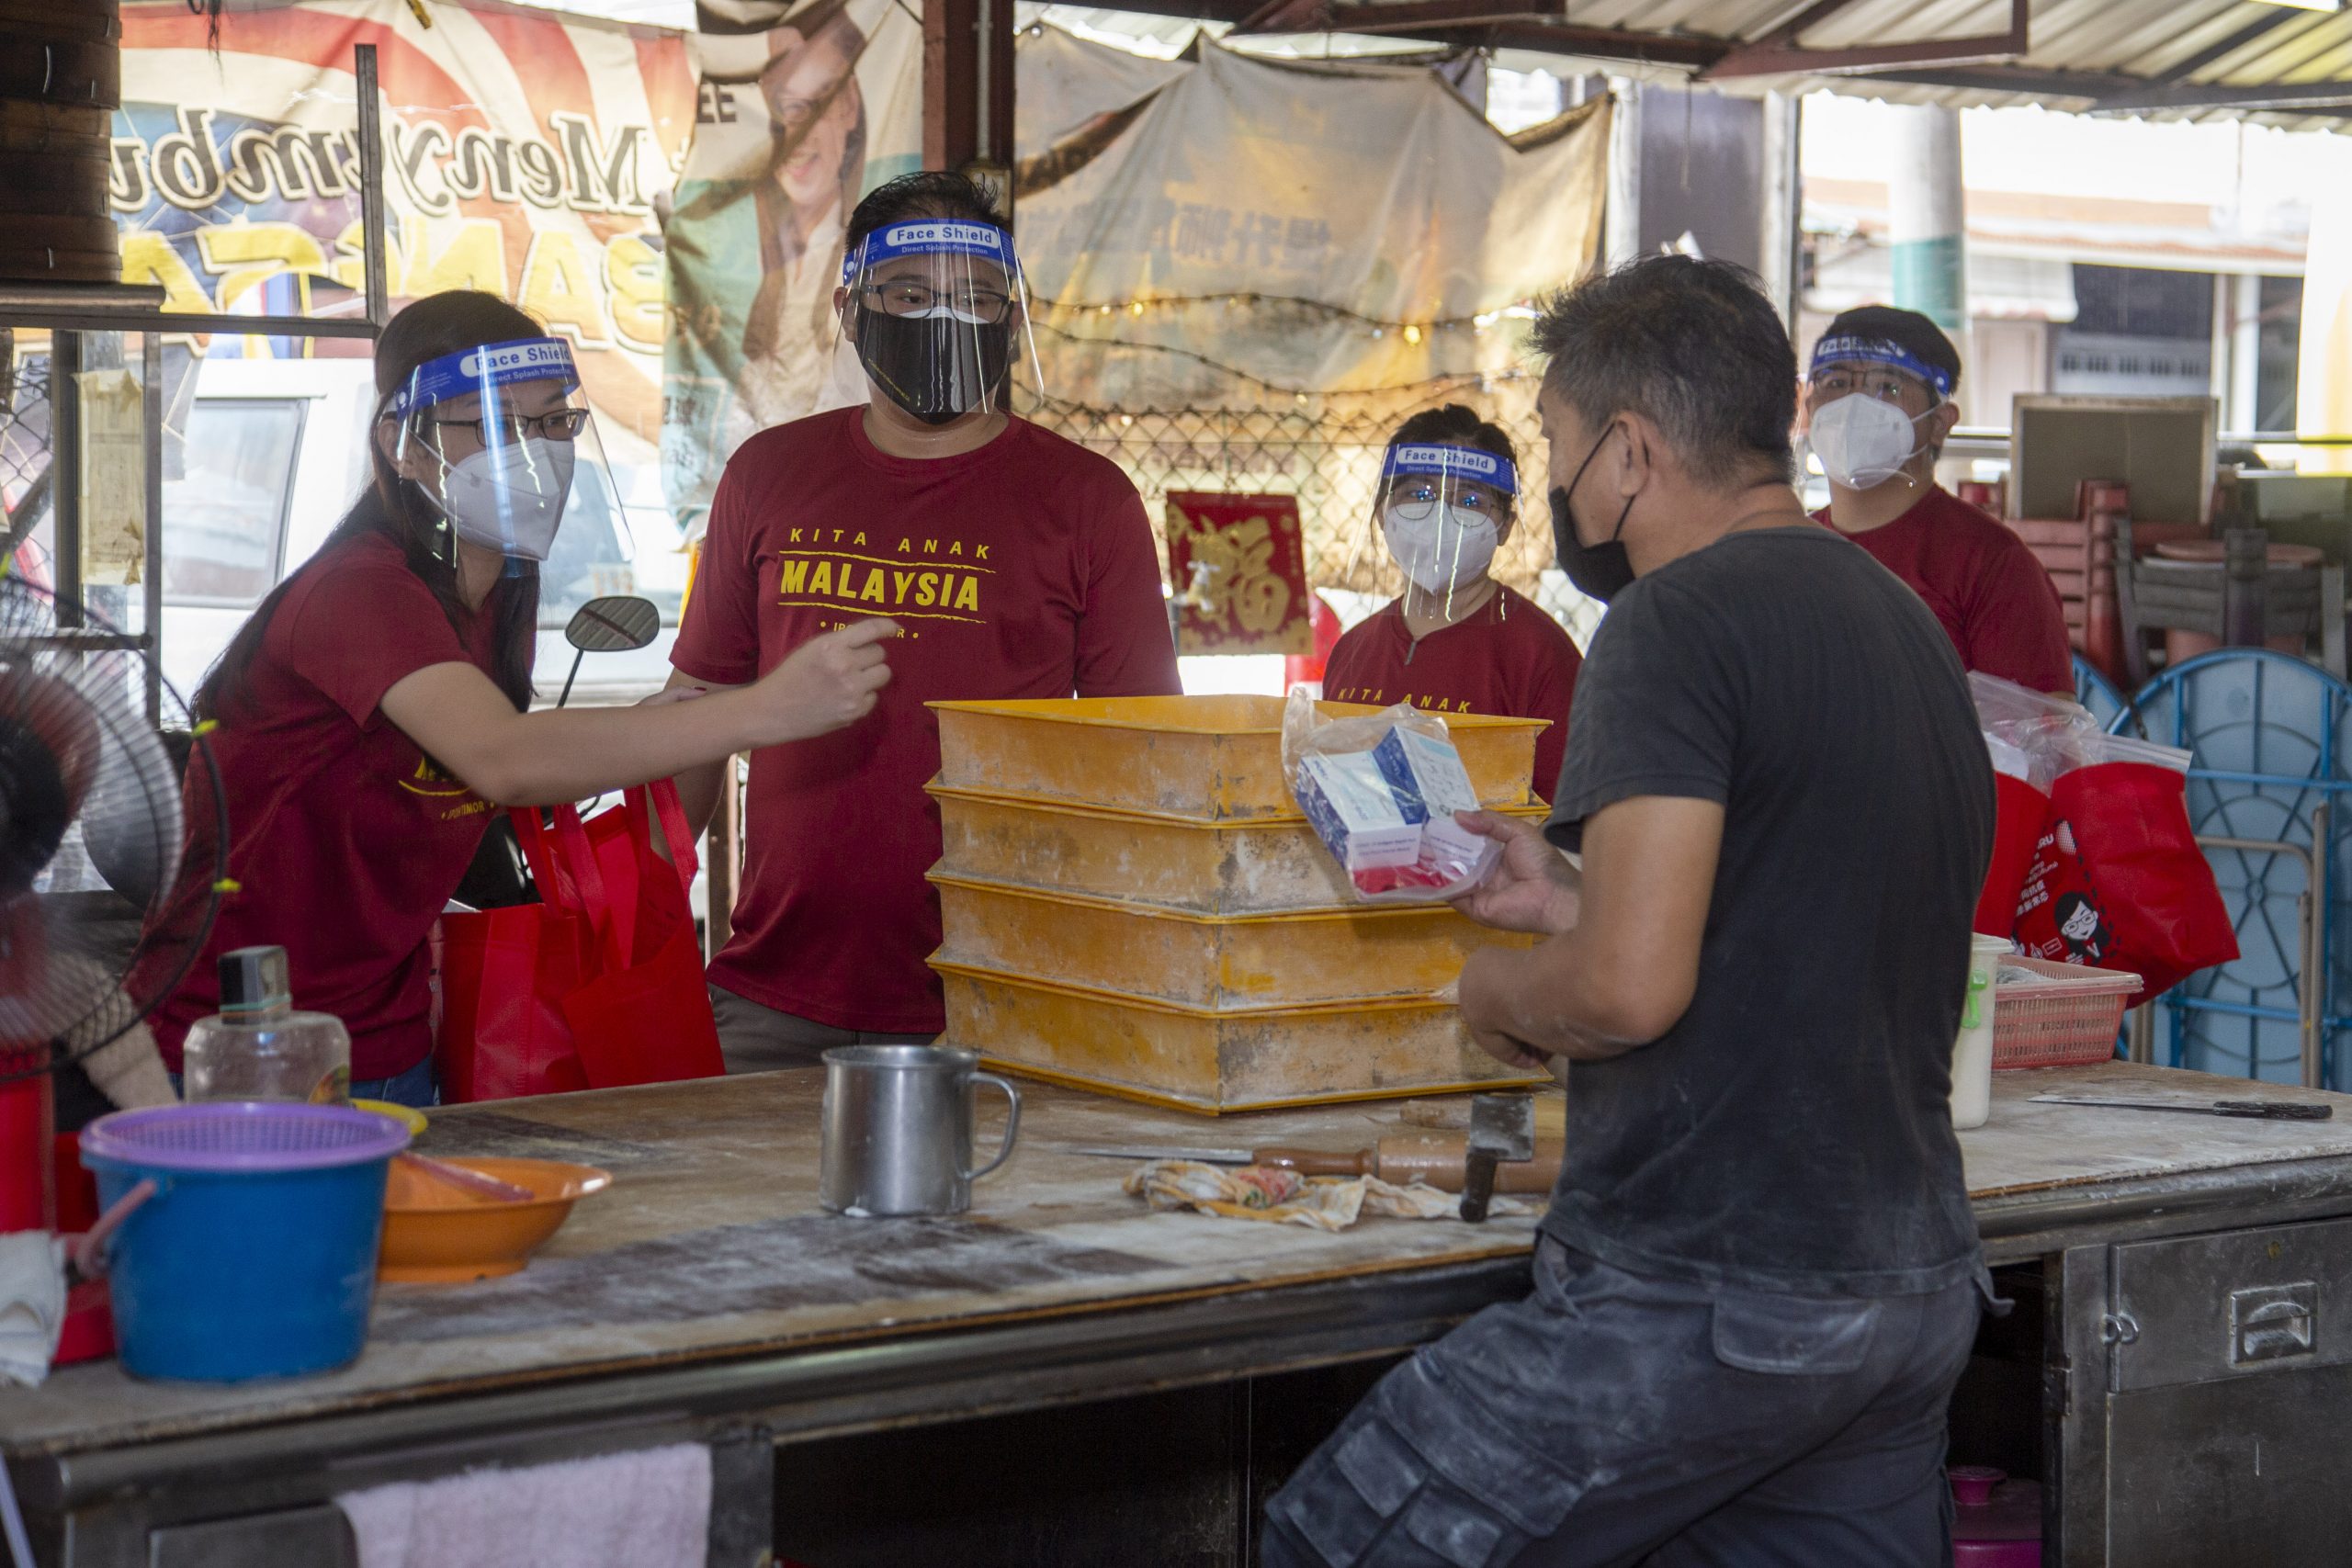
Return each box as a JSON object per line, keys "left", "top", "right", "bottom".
{"left": 1166, "top": 491, "right": 1311, "bottom": 657}
{"left": 660, "top": 0, "right": 923, "bottom": 532}
{"left": 117, "top": 0, "right": 695, "bottom": 461}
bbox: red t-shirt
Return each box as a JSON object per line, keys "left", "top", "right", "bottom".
{"left": 1321, "top": 584, "right": 1581, "bottom": 803}
{"left": 1813, "top": 486, "right": 2073, "bottom": 693}
{"left": 673, "top": 408, "right": 1182, "bottom": 1033}
{"left": 146, "top": 531, "right": 513, "bottom": 1079}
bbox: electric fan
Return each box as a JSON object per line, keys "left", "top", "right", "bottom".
{"left": 0, "top": 574, "right": 225, "bottom": 1235}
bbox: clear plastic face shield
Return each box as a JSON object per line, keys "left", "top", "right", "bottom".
{"left": 1804, "top": 333, "right": 1954, "bottom": 491}
{"left": 1366, "top": 441, "right": 1516, "bottom": 616}
{"left": 383, "top": 337, "right": 624, "bottom": 565}
{"left": 837, "top": 220, "right": 1043, "bottom": 426}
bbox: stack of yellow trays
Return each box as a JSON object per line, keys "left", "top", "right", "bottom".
{"left": 925, "top": 695, "right": 1552, "bottom": 1114}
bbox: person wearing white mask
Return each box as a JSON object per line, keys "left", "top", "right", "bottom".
{"left": 1322, "top": 405, "right": 1581, "bottom": 801}
{"left": 1805, "top": 306, "right": 2072, "bottom": 694}
{"left": 140, "top": 291, "right": 896, "bottom": 1106}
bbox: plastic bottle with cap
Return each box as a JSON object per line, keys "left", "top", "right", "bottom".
{"left": 179, "top": 946, "right": 353, "bottom": 1105}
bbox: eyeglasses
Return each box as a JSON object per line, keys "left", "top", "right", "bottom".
{"left": 1387, "top": 482, "right": 1506, "bottom": 524}
{"left": 857, "top": 281, "right": 1014, "bottom": 324}
{"left": 1811, "top": 367, "right": 1928, "bottom": 405}
{"left": 424, "top": 408, "right": 590, "bottom": 446}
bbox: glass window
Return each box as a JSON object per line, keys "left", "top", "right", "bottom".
{"left": 162, "top": 399, "right": 304, "bottom": 606}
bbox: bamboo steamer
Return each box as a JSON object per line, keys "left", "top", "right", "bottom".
{"left": 0, "top": 0, "right": 121, "bottom": 285}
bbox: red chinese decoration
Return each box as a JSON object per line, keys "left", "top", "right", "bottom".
{"left": 1164, "top": 491, "right": 1312, "bottom": 657}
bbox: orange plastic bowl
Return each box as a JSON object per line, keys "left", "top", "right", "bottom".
{"left": 378, "top": 1157, "right": 610, "bottom": 1284}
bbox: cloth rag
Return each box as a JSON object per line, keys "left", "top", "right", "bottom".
{"left": 337, "top": 1443, "right": 711, "bottom": 1568}
{"left": 0, "top": 1232, "right": 67, "bottom": 1387}
{"left": 1124, "top": 1159, "right": 1535, "bottom": 1232}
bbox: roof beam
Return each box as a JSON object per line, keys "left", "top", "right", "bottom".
{"left": 1698, "top": 0, "right": 2025, "bottom": 81}
{"left": 2088, "top": 76, "right": 2352, "bottom": 115}
{"left": 1222, "top": 0, "right": 1729, "bottom": 67}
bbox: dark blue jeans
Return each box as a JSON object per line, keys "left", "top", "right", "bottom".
{"left": 1262, "top": 1239, "right": 1984, "bottom": 1568}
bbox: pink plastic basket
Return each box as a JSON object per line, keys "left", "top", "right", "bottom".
{"left": 1991, "top": 956, "right": 2144, "bottom": 1070}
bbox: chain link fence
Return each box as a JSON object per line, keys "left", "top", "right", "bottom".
{"left": 1, "top": 333, "right": 55, "bottom": 568}
{"left": 1020, "top": 370, "right": 1604, "bottom": 649}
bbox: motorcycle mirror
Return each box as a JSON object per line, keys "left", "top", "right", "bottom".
{"left": 564, "top": 595, "right": 662, "bottom": 654}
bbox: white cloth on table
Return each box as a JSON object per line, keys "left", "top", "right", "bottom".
{"left": 0, "top": 1232, "right": 66, "bottom": 1387}
{"left": 337, "top": 1443, "right": 712, "bottom": 1568}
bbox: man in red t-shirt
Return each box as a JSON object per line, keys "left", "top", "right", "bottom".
{"left": 668, "top": 172, "right": 1181, "bottom": 1069}
{"left": 1804, "top": 307, "right": 2072, "bottom": 694}
{"left": 1322, "top": 405, "right": 1580, "bottom": 802}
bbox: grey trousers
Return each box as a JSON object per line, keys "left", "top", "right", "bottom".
{"left": 1262, "top": 1238, "right": 1985, "bottom": 1568}
{"left": 707, "top": 985, "right": 934, "bottom": 1074}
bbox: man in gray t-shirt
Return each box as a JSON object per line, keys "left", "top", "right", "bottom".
{"left": 1263, "top": 257, "right": 1995, "bottom": 1568}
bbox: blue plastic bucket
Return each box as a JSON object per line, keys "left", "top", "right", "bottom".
{"left": 79, "top": 1101, "right": 410, "bottom": 1382}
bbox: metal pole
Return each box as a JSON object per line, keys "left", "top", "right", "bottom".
{"left": 51, "top": 332, "right": 83, "bottom": 628}
{"left": 2309, "top": 803, "right": 2330, "bottom": 1089}
{"left": 141, "top": 332, "right": 163, "bottom": 728}
{"left": 1602, "top": 77, "right": 1642, "bottom": 269}
{"left": 355, "top": 44, "right": 390, "bottom": 330}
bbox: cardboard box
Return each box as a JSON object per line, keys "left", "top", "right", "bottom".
{"left": 1295, "top": 751, "right": 1419, "bottom": 871}
{"left": 1373, "top": 726, "right": 1485, "bottom": 867}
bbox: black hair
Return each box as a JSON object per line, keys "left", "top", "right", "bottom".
{"left": 197, "top": 290, "right": 545, "bottom": 724}
{"left": 1532, "top": 255, "right": 1798, "bottom": 488}
{"left": 845, "top": 170, "right": 1008, "bottom": 250}
{"left": 1816, "top": 304, "right": 1963, "bottom": 395}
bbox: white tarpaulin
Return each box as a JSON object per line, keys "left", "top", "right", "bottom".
{"left": 2300, "top": 189, "right": 2352, "bottom": 476}
{"left": 1016, "top": 32, "right": 1610, "bottom": 412}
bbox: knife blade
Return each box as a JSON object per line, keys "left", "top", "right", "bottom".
{"left": 1062, "top": 1145, "right": 1258, "bottom": 1164}
{"left": 1461, "top": 1093, "right": 1537, "bottom": 1224}
{"left": 2030, "top": 1095, "right": 2333, "bottom": 1121}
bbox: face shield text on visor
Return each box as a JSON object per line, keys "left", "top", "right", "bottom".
{"left": 1374, "top": 442, "right": 1514, "bottom": 603}
{"left": 841, "top": 220, "right": 1039, "bottom": 426}
{"left": 386, "top": 336, "right": 621, "bottom": 563}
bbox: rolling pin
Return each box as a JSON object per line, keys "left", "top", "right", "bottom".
{"left": 1253, "top": 1133, "right": 1562, "bottom": 1193}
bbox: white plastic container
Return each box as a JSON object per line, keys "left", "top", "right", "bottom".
{"left": 1951, "top": 934, "right": 2009, "bottom": 1130}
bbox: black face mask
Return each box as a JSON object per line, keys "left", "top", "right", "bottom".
{"left": 1551, "top": 426, "right": 1636, "bottom": 604}
{"left": 853, "top": 305, "right": 1012, "bottom": 426}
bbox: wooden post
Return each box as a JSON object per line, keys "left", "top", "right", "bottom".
{"left": 2222, "top": 526, "right": 2268, "bottom": 650}
{"left": 922, "top": 0, "right": 1014, "bottom": 195}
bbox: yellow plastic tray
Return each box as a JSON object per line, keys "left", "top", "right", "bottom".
{"left": 929, "top": 695, "right": 1544, "bottom": 822}
{"left": 930, "top": 781, "right": 1550, "bottom": 917}
{"left": 936, "top": 961, "right": 1545, "bottom": 1114}
{"left": 930, "top": 874, "right": 1535, "bottom": 1011}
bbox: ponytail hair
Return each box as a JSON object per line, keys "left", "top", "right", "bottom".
{"left": 196, "top": 291, "right": 546, "bottom": 723}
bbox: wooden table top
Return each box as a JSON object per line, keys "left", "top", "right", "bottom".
{"left": 10, "top": 1058, "right": 2352, "bottom": 1457}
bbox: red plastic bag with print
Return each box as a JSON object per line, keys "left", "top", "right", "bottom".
{"left": 2012, "top": 735, "right": 2238, "bottom": 996}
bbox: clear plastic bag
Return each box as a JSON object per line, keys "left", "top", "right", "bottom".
{"left": 1281, "top": 688, "right": 1502, "bottom": 903}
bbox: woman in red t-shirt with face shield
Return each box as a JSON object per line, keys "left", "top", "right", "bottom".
{"left": 1320, "top": 405, "right": 1582, "bottom": 803}
{"left": 141, "top": 291, "right": 899, "bottom": 1105}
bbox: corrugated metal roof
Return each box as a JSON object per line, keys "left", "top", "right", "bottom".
{"left": 1210, "top": 0, "right": 2352, "bottom": 129}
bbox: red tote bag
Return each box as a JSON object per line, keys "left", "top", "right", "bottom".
{"left": 560, "top": 782, "right": 726, "bottom": 1090}
{"left": 437, "top": 783, "right": 722, "bottom": 1100}
{"left": 435, "top": 808, "right": 601, "bottom": 1101}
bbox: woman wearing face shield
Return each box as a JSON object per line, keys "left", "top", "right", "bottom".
{"left": 139, "top": 291, "right": 899, "bottom": 1106}
{"left": 1804, "top": 306, "right": 2071, "bottom": 694}
{"left": 1322, "top": 406, "right": 1582, "bottom": 803}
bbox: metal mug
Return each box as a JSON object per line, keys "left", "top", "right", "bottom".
{"left": 820, "top": 1044, "right": 1023, "bottom": 1217}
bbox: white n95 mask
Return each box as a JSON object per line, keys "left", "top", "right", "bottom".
{"left": 436, "top": 437, "right": 575, "bottom": 561}
{"left": 1384, "top": 503, "right": 1498, "bottom": 594}
{"left": 1809, "top": 393, "right": 1936, "bottom": 491}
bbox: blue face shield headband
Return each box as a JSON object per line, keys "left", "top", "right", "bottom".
{"left": 1807, "top": 334, "right": 1955, "bottom": 400}
{"left": 1379, "top": 443, "right": 1519, "bottom": 498}
{"left": 388, "top": 336, "right": 581, "bottom": 420}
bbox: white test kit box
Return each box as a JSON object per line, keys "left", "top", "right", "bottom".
{"left": 1372, "top": 726, "right": 1485, "bottom": 866}
{"left": 1296, "top": 751, "right": 1422, "bottom": 871}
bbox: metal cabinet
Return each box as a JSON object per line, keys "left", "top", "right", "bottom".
{"left": 2054, "top": 1216, "right": 2352, "bottom": 1565}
